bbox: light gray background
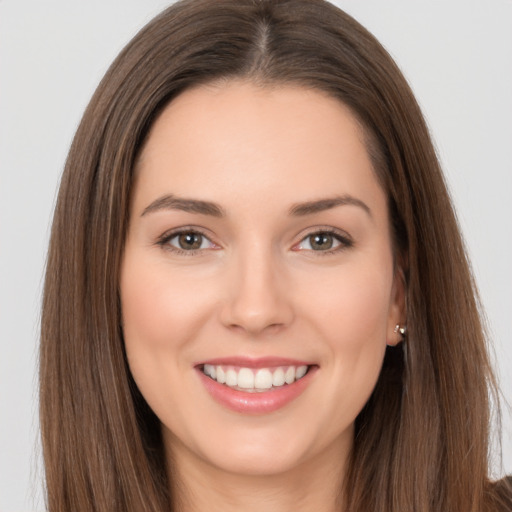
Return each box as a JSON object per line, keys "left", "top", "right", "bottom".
{"left": 1, "top": 1, "right": 511, "bottom": 510}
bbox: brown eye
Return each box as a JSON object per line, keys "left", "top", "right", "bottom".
{"left": 309, "top": 233, "right": 334, "bottom": 250}
{"left": 158, "top": 228, "right": 218, "bottom": 254}
{"left": 160, "top": 230, "right": 216, "bottom": 253}
{"left": 177, "top": 232, "right": 204, "bottom": 250}
{"left": 294, "top": 230, "right": 352, "bottom": 253}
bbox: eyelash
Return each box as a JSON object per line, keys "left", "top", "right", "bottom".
{"left": 293, "top": 228, "right": 354, "bottom": 255}
{"left": 156, "top": 227, "right": 353, "bottom": 256}
{"left": 156, "top": 227, "right": 216, "bottom": 256}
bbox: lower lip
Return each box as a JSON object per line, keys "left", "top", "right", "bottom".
{"left": 197, "top": 366, "right": 317, "bottom": 414}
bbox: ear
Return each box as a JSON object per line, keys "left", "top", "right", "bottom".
{"left": 386, "top": 265, "right": 406, "bottom": 346}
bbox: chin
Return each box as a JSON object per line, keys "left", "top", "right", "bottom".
{"left": 164, "top": 416, "right": 352, "bottom": 479}
{"left": 203, "top": 443, "right": 310, "bottom": 477}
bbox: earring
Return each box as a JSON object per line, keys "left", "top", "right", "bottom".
{"left": 394, "top": 324, "right": 407, "bottom": 336}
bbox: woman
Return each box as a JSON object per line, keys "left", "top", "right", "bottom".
{"left": 40, "top": 0, "right": 511, "bottom": 510}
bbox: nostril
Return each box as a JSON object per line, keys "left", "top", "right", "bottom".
{"left": 218, "top": 277, "right": 295, "bottom": 334}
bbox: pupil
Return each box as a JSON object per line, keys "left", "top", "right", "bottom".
{"left": 311, "top": 233, "right": 333, "bottom": 250}
{"left": 179, "top": 233, "right": 202, "bottom": 250}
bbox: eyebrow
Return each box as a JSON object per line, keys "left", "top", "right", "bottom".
{"left": 141, "top": 194, "right": 226, "bottom": 217}
{"left": 288, "top": 195, "right": 372, "bottom": 218}
{"left": 141, "top": 193, "right": 371, "bottom": 218}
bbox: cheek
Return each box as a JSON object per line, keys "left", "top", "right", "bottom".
{"left": 302, "top": 260, "right": 393, "bottom": 345}
{"left": 299, "top": 258, "right": 393, "bottom": 409}
{"left": 119, "top": 252, "right": 215, "bottom": 398}
{"left": 119, "top": 251, "right": 227, "bottom": 438}
{"left": 121, "top": 256, "right": 209, "bottom": 344}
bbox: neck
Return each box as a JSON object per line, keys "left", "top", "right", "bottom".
{"left": 166, "top": 434, "right": 350, "bottom": 512}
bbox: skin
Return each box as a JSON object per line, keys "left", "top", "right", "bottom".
{"left": 120, "top": 81, "right": 405, "bottom": 512}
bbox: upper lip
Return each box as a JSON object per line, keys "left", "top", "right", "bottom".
{"left": 195, "top": 356, "right": 315, "bottom": 369}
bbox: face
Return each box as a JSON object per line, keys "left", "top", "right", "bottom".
{"left": 120, "top": 81, "right": 404, "bottom": 478}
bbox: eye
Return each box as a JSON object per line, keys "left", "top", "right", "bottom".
{"left": 158, "top": 229, "right": 217, "bottom": 253}
{"left": 295, "top": 230, "right": 352, "bottom": 252}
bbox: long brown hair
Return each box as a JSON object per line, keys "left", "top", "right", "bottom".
{"left": 40, "top": 1, "right": 510, "bottom": 510}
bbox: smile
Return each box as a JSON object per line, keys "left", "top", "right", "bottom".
{"left": 196, "top": 358, "right": 318, "bottom": 414}
{"left": 202, "top": 364, "right": 310, "bottom": 392}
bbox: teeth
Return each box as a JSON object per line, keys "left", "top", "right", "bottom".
{"left": 226, "top": 368, "right": 237, "bottom": 387}
{"left": 272, "top": 368, "right": 285, "bottom": 387}
{"left": 204, "top": 364, "right": 215, "bottom": 378}
{"left": 202, "top": 364, "right": 309, "bottom": 391}
{"left": 254, "top": 369, "right": 273, "bottom": 389}
{"left": 216, "top": 366, "right": 226, "bottom": 384}
{"left": 285, "top": 366, "right": 295, "bottom": 384}
{"left": 296, "top": 365, "right": 308, "bottom": 379}
{"left": 238, "top": 368, "right": 254, "bottom": 389}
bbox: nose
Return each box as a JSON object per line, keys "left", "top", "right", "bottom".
{"left": 219, "top": 246, "right": 294, "bottom": 337}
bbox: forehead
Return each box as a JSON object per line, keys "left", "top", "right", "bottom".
{"left": 133, "top": 81, "right": 387, "bottom": 219}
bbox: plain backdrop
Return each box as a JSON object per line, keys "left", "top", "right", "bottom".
{"left": 1, "top": 1, "right": 511, "bottom": 510}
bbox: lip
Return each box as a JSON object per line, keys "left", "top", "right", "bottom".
{"left": 195, "top": 359, "right": 318, "bottom": 414}
{"left": 195, "top": 356, "right": 313, "bottom": 369}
